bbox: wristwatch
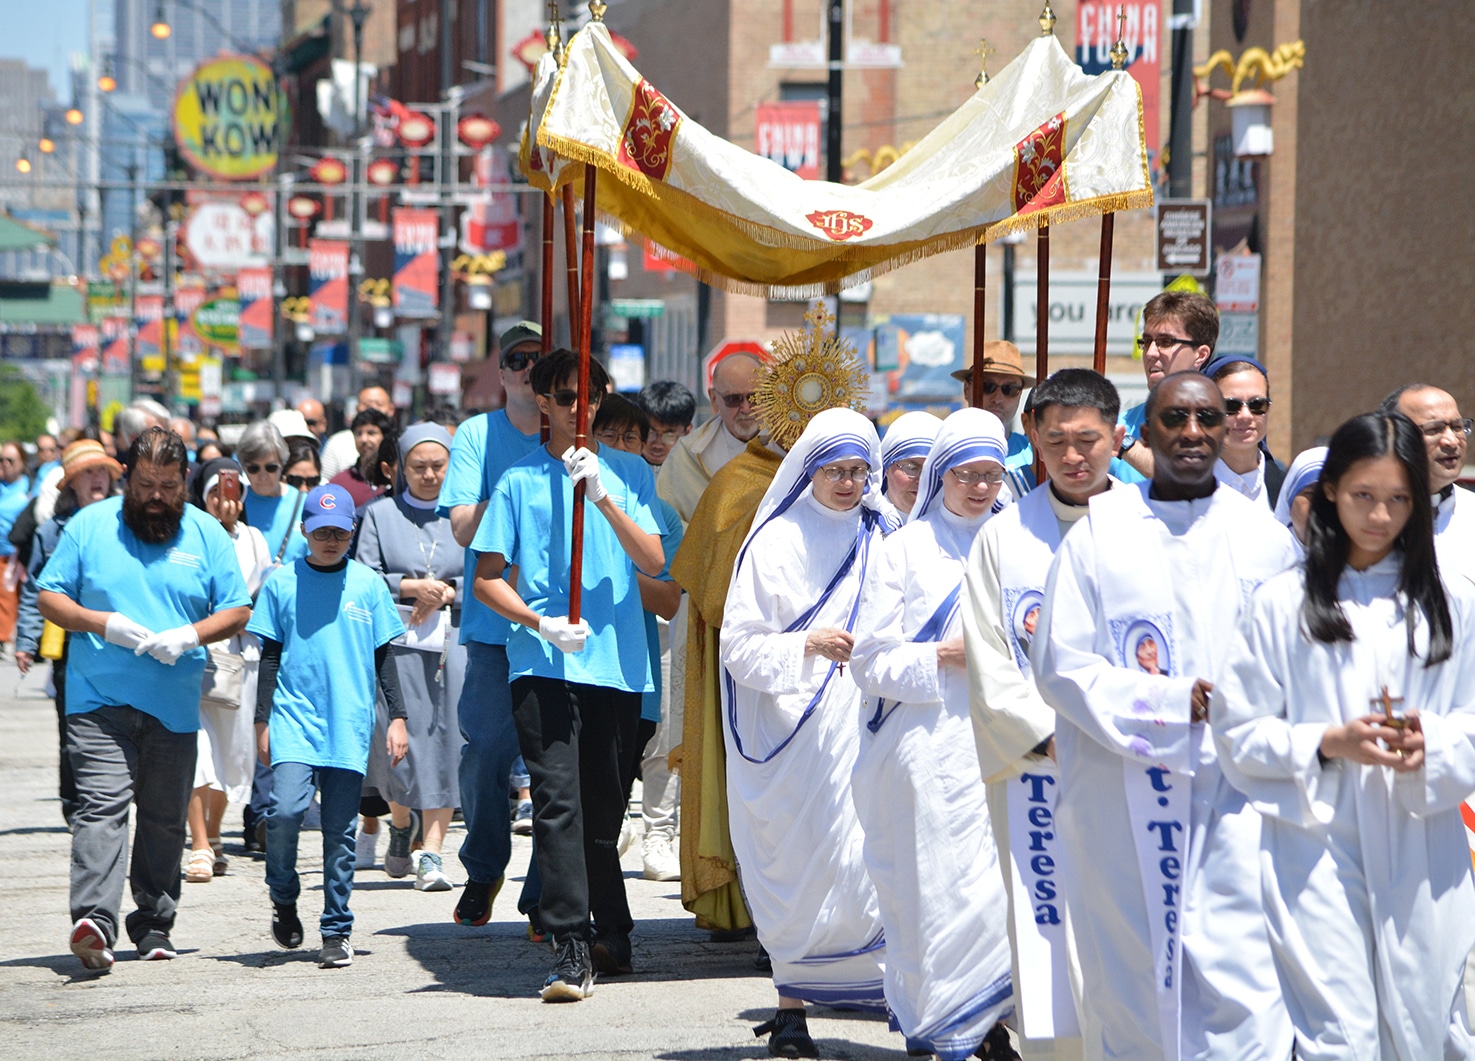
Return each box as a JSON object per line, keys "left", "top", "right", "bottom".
{"left": 1117, "top": 437, "right": 1136, "bottom": 459}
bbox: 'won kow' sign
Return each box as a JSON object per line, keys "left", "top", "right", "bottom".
{"left": 172, "top": 55, "right": 290, "bottom": 181}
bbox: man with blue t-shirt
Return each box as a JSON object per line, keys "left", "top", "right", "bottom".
{"left": 38, "top": 428, "right": 252, "bottom": 972}
{"left": 474, "top": 349, "right": 665, "bottom": 1003}
{"left": 439, "top": 319, "right": 544, "bottom": 927}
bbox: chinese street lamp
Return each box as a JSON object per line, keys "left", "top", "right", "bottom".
{"left": 65, "top": 108, "right": 84, "bottom": 126}
{"left": 15, "top": 151, "right": 31, "bottom": 175}
{"left": 151, "top": 3, "right": 172, "bottom": 40}
{"left": 38, "top": 138, "right": 55, "bottom": 154}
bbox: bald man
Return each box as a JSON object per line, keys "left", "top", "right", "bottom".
{"left": 1381, "top": 383, "right": 1475, "bottom": 581}
{"left": 296, "top": 398, "right": 327, "bottom": 444}
{"left": 321, "top": 387, "right": 396, "bottom": 481}
{"left": 657, "top": 354, "right": 763, "bottom": 525}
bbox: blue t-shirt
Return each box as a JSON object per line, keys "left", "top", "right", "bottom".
{"left": 37, "top": 497, "right": 252, "bottom": 733}
{"left": 0, "top": 477, "right": 33, "bottom": 557}
{"left": 437, "top": 409, "right": 541, "bottom": 647}
{"left": 244, "top": 488, "right": 309, "bottom": 563}
{"left": 474, "top": 444, "right": 660, "bottom": 693}
{"left": 246, "top": 558, "right": 405, "bottom": 772}
{"left": 641, "top": 495, "right": 686, "bottom": 723}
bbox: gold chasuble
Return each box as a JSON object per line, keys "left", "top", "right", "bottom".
{"left": 669, "top": 437, "right": 783, "bottom": 930}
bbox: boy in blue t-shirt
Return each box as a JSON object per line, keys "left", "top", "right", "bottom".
{"left": 247, "top": 485, "right": 407, "bottom": 969}
{"left": 474, "top": 350, "right": 665, "bottom": 1002}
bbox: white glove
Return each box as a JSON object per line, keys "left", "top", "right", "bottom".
{"left": 538, "top": 615, "right": 591, "bottom": 654}
{"left": 104, "top": 613, "right": 154, "bottom": 651}
{"left": 561, "top": 446, "right": 607, "bottom": 504}
{"left": 135, "top": 624, "right": 200, "bottom": 666}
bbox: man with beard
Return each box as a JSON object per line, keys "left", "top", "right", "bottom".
{"left": 38, "top": 427, "right": 251, "bottom": 972}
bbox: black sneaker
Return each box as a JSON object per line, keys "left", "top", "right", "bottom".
{"left": 136, "top": 930, "right": 177, "bottom": 961}
{"left": 590, "top": 930, "right": 633, "bottom": 976}
{"left": 754, "top": 1008, "right": 818, "bottom": 1059}
{"left": 271, "top": 901, "right": 303, "bottom": 949}
{"left": 974, "top": 1021, "right": 1022, "bottom": 1060}
{"left": 754, "top": 943, "right": 773, "bottom": 973}
{"left": 452, "top": 876, "right": 503, "bottom": 926}
{"left": 540, "top": 938, "right": 594, "bottom": 1002}
{"left": 318, "top": 935, "right": 353, "bottom": 968}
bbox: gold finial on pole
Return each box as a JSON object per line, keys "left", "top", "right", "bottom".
{"left": 545, "top": 0, "right": 562, "bottom": 54}
{"left": 589, "top": 0, "right": 606, "bottom": 22}
{"left": 1110, "top": 6, "right": 1129, "bottom": 69}
{"left": 1039, "top": 2, "right": 1057, "bottom": 36}
{"left": 974, "top": 38, "right": 996, "bottom": 89}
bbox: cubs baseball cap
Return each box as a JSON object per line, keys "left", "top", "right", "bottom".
{"left": 302, "top": 484, "right": 356, "bottom": 533}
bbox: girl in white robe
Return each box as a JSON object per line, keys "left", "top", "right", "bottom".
{"left": 721, "top": 408, "right": 890, "bottom": 1058}
{"left": 1215, "top": 410, "right": 1475, "bottom": 1061}
{"left": 851, "top": 408, "right": 1017, "bottom": 1060}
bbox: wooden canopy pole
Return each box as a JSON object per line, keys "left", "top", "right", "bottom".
{"left": 1093, "top": 213, "right": 1115, "bottom": 374}
{"left": 567, "top": 164, "right": 599, "bottom": 624}
{"left": 561, "top": 182, "right": 582, "bottom": 350}
{"left": 540, "top": 192, "right": 555, "bottom": 443}
{"left": 970, "top": 240, "right": 987, "bottom": 408}
{"left": 1034, "top": 222, "right": 1050, "bottom": 484}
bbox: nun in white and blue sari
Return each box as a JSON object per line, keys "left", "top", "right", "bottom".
{"left": 851, "top": 408, "right": 1017, "bottom": 1060}
{"left": 878, "top": 410, "right": 943, "bottom": 527}
{"left": 721, "top": 408, "right": 889, "bottom": 1057}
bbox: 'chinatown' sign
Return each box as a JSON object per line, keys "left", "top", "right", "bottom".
{"left": 172, "top": 55, "right": 290, "bottom": 181}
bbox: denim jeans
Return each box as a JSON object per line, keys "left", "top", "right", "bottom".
{"left": 67, "top": 705, "right": 197, "bottom": 947}
{"left": 265, "top": 762, "right": 361, "bottom": 940}
{"left": 510, "top": 676, "right": 640, "bottom": 942}
{"left": 456, "top": 642, "right": 524, "bottom": 884}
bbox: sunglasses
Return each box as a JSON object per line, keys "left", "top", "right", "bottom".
{"left": 979, "top": 381, "right": 1023, "bottom": 398}
{"left": 715, "top": 390, "right": 757, "bottom": 409}
{"left": 245, "top": 462, "right": 281, "bottom": 475}
{"left": 1157, "top": 407, "right": 1225, "bottom": 429}
{"left": 1224, "top": 397, "right": 1272, "bottom": 416}
{"left": 543, "top": 389, "right": 602, "bottom": 408}
{"left": 310, "top": 528, "right": 353, "bottom": 542}
{"left": 502, "top": 350, "right": 539, "bottom": 372}
{"left": 286, "top": 474, "right": 320, "bottom": 489}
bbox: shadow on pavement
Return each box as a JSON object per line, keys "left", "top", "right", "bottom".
{"left": 208, "top": 948, "right": 372, "bottom": 968}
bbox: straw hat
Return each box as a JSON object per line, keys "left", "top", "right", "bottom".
{"left": 59, "top": 440, "right": 123, "bottom": 492}
{"left": 950, "top": 340, "right": 1029, "bottom": 383}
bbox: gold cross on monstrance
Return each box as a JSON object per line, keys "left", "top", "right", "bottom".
{"left": 1372, "top": 685, "right": 1406, "bottom": 728}
{"left": 974, "top": 39, "right": 996, "bottom": 89}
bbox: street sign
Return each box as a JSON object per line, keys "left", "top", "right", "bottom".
{"left": 1155, "top": 200, "right": 1212, "bottom": 274}
{"left": 172, "top": 55, "right": 290, "bottom": 181}
{"left": 1215, "top": 253, "right": 1261, "bottom": 313}
{"left": 1217, "top": 313, "right": 1259, "bottom": 357}
{"left": 609, "top": 298, "right": 665, "bottom": 319}
{"left": 356, "top": 338, "right": 403, "bottom": 364}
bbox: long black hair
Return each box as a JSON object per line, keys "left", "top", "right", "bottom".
{"left": 1302, "top": 411, "right": 1451, "bottom": 664}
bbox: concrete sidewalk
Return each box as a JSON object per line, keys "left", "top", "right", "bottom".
{"left": 0, "top": 660, "right": 905, "bottom": 1060}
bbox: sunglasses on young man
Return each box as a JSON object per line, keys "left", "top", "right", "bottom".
{"left": 502, "top": 350, "right": 540, "bottom": 372}
{"left": 543, "top": 389, "right": 603, "bottom": 408}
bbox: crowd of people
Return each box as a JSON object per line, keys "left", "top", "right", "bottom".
{"left": 10, "top": 293, "right": 1475, "bottom": 1060}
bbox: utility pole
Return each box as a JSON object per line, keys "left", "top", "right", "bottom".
{"left": 127, "top": 158, "right": 140, "bottom": 400}
{"left": 346, "top": 2, "right": 372, "bottom": 396}
{"left": 1166, "top": 0, "right": 1196, "bottom": 198}
{"left": 436, "top": 0, "right": 459, "bottom": 368}
{"left": 826, "top": 0, "right": 844, "bottom": 183}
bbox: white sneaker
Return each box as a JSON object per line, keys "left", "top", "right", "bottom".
{"left": 414, "top": 851, "right": 454, "bottom": 892}
{"left": 641, "top": 833, "right": 680, "bottom": 881}
{"left": 354, "top": 827, "right": 379, "bottom": 870}
{"left": 617, "top": 818, "right": 640, "bottom": 858}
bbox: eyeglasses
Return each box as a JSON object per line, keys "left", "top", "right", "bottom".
{"left": 244, "top": 462, "right": 281, "bottom": 475}
{"left": 890, "top": 459, "right": 925, "bottom": 480}
{"left": 502, "top": 350, "right": 539, "bottom": 372}
{"left": 544, "top": 389, "right": 602, "bottom": 408}
{"left": 1419, "top": 418, "right": 1474, "bottom": 439}
{"left": 595, "top": 428, "right": 645, "bottom": 447}
{"left": 979, "top": 381, "right": 1024, "bottom": 398}
{"left": 1224, "top": 397, "right": 1272, "bottom": 416}
{"left": 1157, "top": 407, "right": 1225, "bottom": 429}
{"left": 715, "top": 390, "right": 757, "bottom": 409}
{"left": 1140, "top": 333, "right": 1196, "bottom": 353}
{"left": 948, "top": 467, "right": 1006, "bottom": 486}
{"left": 650, "top": 430, "right": 683, "bottom": 445}
{"left": 310, "top": 528, "right": 353, "bottom": 542}
{"left": 286, "top": 474, "right": 320, "bottom": 489}
{"left": 817, "top": 463, "right": 870, "bottom": 483}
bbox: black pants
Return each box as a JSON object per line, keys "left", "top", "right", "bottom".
{"left": 621, "top": 717, "right": 659, "bottom": 807}
{"left": 54, "top": 655, "right": 77, "bottom": 824}
{"left": 510, "top": 676, "right": 640, "bottom": 943}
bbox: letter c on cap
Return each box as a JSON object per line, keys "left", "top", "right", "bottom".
{"left": 319, "top": 494, "right": 336, "bottom": 509}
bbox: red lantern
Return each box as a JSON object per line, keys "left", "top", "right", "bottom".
{"left": 311, "top": 157, "right": 348, "bottom": 185}
{"left": 287, "top": 195, "right": 321, "bottom": 220}
{"left": 398, "top": 111, "right": 435, "bottom": 148}
{"left": 457, "top": 114, "right": 502, "bottom": 150}
{"left": 366, "top": 158, "right": 399, "bottom": 186}
{"left": 239, "top": 191, "right": 270, "bottom": 217}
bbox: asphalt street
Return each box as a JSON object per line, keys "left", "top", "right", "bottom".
{"left": 0, "top": 658, "right": 907, "bottom": 1060}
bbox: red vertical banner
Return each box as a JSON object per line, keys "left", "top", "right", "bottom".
{"left": 308, "top": 239, "right": 350, "bottom": 333}
{"left": 1076, "top": 1, "right": 1161, "bottom": 165}
{"left": 755, "top": 101, "right": 823, "bottom": 180}
{"left": 392, "top": 208, "right": 440, "bottom": 318}
{"left": 237, "top": 266, "right": 273, "bottom": 349}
